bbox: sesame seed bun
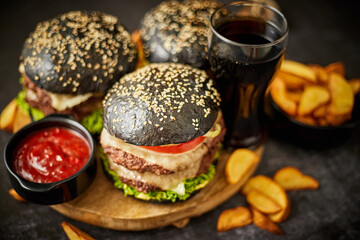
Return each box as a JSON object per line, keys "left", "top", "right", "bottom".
{"left": 140, "top": 0, "right": 221, "bottom": 69}
{"left": 21, "top": 11, "right": 138, "bottom": 94}
{"left": 102, "top": 63, "right": 221, "bottom": 146}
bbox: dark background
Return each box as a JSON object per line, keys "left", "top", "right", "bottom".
{"left": 1, "top": 0, "right": 360, "bottom": 239}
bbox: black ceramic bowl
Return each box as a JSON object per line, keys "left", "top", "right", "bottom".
{"left": 4, "top": 114, "right": 96, "bottom": 205}
{"left": 265, "top": 93, "right": 360, "bottom": 148}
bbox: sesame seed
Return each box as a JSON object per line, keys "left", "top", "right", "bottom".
{"left": 94, "top": 63, "right": 100, "bottom": 70}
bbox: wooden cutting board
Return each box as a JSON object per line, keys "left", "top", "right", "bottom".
{"left": 51, "top": 147, "right": 263, "bottom": 231}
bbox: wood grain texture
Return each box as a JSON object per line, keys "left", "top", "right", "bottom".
{"left": 51, "top": 147, "right": 263, "bottom": 231}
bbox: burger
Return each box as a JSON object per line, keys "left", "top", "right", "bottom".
{"left": 140, "top": 0, "right": 221, "bottom": 69}
{"left": 100, "top": 63, "right": 225, "bottom": 202}
{"left": 17, "top": 11, "right": 138, "bottom": 134}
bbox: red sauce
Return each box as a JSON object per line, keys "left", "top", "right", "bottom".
{"left": 12, "top": 127, "right": 91, "bottom": 183}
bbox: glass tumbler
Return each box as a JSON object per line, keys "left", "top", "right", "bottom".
{"left": 208, "top": 1, "right": 288, "bottom": 148}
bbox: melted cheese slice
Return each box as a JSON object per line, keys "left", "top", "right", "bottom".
{"left": 49, "top": 92, "right": 93, "bottom": 111}
{"left": 25, "top": 88, "right": 94, "bottom": 111}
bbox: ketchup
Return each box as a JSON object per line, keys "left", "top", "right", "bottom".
{"left": 12, "top": 127, "right": 91, "bottom": 183}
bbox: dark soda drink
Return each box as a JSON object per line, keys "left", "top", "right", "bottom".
{"left": 209, "top": 15, "right": 287, "bottom": 148}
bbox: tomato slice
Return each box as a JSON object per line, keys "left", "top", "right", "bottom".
{"left": 140, "top": 136, "right": 205, "bottom": 154}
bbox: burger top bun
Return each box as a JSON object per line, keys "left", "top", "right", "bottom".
{"left": 21, "top": 11, "right": 137, "bottom": 95}
{"left": 140, "top": 0, "right": 221, "bottom": 69}
{"left": 102, "top": 63, "right": 221, "bottom": 146}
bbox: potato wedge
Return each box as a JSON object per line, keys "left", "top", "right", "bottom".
{"left": 217, "top": 206, "right": 252, "bottom": 232}
{"left": 285, "top": 90, "right": 303, "bottom": 103}
{"left": 325, "top": 112, "right": 351, "bottom": 126}
{"left": 0, "top": 99, "right": 17, "bottom": 132}
{"left": 274, "top": 166, "right": 319, "bottom": 191}
{"left": 308, "top": 64, "right": 328, "bottom": 84}
{"left": 225, "top": 149, "right": 259, "bottom": 184}
{"left": 277, "top": 71, "right": 308, "bottom": 90}
{"left": 298, "top": 86, "right": 330, "bottom": 116}
{"left": 251, "top": 207, "right": 284, "bottom": 235}
{"left": 348, "top": 78, "right": 360, "bottom": 95}
{"left": 13, "top": 107, "right": 31, "bottom": 133}
{"left": 241, "top": 175, "right": 290, "bottom": 223}
{"left": 61, "top": 221, "right": 95, "bottom": 240}
{"left": 9, "top": 189, "right": 27, "bottom": 203}
{"left": 325, "top": 61, "right": 345, "bottom": 76}
{"left": 327, "top": 73, "right": 354, "bottom": 116}
{"left": 270, "top": 78, "right": 297, "bottom": 116}
{"left": 280, "top": 60, "right": 317, "bottom": 83}
{"left": 132, "top": 29, "right": 149, "bottom": 69}
{"left": 313, "top": 106, "right": 326, "bottom": 118}
{"left": 246, "top": 189, "right": 281, "bottom": 214}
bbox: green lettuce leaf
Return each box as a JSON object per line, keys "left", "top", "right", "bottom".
{"left": 99, "top": 147, "right": 217, "bottom": 202}
{"left": 16, "top": 90, "right": 45, "bottom": 121}
{"left": 80, "top": 109, "right": 103, "bottom": 134}
{"left": 16, "top": 89, "right": 29, "bottom": 112}
{"left": 30, "top": 108, "right": 45, "bottom": 121}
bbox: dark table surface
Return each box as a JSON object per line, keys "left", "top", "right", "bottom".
{"left": 1, "top": 0, "right": 360, "bottom": 239}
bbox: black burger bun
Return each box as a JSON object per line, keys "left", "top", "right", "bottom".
{"left": 102, "top": 63, "right": 221, "bottom": 146}
{"left": 21, "top": 11, "right": 138, "bottom": 95}
{"left": 140, "top": 0, "right": 221, "bottom": 69}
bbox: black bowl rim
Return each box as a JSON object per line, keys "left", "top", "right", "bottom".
{"left": 4, "top": 114, "right": 95, "bottom": 192}
{"left": 268, "top": 93, "right": 360, "bottom": 130}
